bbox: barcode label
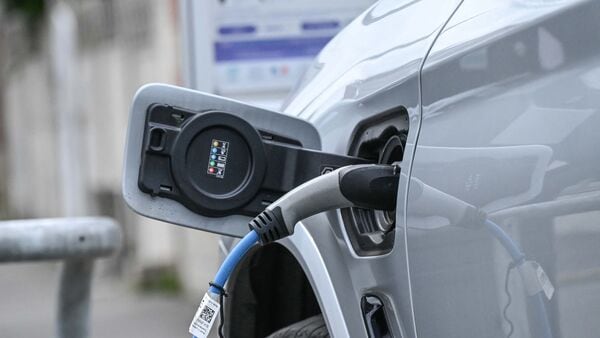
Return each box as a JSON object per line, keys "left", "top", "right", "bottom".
{"left": 199, "top": 306, "right": 216, "bottom": 322}
{"left": 189, "top": 293, "right": 220, "bottom": 338}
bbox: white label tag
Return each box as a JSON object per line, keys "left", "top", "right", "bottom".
{"left": 517, "top": 261, "right": 554, "bottom": 300}
{"left": 189, "top": 293, "right": 220, "bottom": 338}
{"left": 536, "top": 264, "right": 555, "bottom": 300}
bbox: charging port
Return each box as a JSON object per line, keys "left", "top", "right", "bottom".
{"left": 342, "top": 108, "right": 408, "bottom": 256}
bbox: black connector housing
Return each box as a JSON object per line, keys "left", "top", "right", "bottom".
{"left": 248, "top": 207, "right": 289, "bottom": 244}
{"left": 339, "top": 165, "right": 400, "bottom": 211}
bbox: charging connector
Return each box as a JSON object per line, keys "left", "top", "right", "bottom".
{"left": 190, "top": 164, "right": 400, "bottom": 338}
{"left": 249, "top": 164, "right": 400, "bottom": 244}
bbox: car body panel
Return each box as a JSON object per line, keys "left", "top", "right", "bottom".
{"left": 279, "top": 0, "right": 462, "bottom": 336}
{"left": 409, "top": 0, "right": 600, "bottom": 337}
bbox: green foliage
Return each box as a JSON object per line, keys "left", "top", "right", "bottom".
{"left": 3, "top": 0, "right": 46, "bottom": 25}
{"left": 137, "top": 266, "right": 183, "bottom": 295}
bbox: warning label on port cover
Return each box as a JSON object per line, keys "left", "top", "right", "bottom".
{"left": 206, "top": 139, "right": 229, "bottom": 179}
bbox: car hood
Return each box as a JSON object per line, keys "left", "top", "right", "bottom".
{"left": 282, "top": 0, "right": 460, "bottom": 121}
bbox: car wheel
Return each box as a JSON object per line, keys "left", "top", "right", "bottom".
{"left": 266, "top": 315, "right": 329, "bottom": 338}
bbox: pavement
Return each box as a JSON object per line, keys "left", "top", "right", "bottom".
{"left": 0, "top": 262, "right": 216, "bottom": 338}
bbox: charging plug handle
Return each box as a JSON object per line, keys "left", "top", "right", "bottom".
{"left": 338, "top": 164, "right": 399, "bottom": 211}
{"left": 249, "top": 164, "right": 400, "bottom": 244}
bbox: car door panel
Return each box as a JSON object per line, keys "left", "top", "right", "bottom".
{"left": 409, "top": 1, "right": 600, "bottom": 337}
{"left": 279, "top": 0, "right": 462, "bottom": 336}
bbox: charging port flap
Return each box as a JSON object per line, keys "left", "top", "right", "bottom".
{"left": 123, "top": 84, "right": 366, "bottom": 237}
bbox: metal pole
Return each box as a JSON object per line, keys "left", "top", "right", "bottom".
{"left": 0, "top": 3, "right": 7, "bottom": 219}
{"left": 49, "top": 0, "right": 86, "bottom": 217}
{"left": 58, "top": 259, "right": 93, "bottom": 338}
{"left": 0, "top": 217, "right": 122, "bottom": 338}
{"left": 48, "top": 2, "right": 92, "bottom": 337}
{"left": 0, "top": 217, "right": 121, "bottom": 262}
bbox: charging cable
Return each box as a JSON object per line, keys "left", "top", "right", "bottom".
{"left": 410, "top": 177, "right": 554, "bottom": 338}
{"left": 485, "top": 219, "right": 553, "bottom": 338}
{"left": 188, "top": 164, "right": 400, "bottom": 338}
{"left": 191, "top": 230, "right": 259, "bottom": 338}
{"left": 189, "top": 164, "right": 553, "bottom": 338}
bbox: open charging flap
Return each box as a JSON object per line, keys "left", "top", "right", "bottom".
{"left": 123, "top": 84, "right": 367, "bottom": 237}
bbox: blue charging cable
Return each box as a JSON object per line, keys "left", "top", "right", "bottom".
{"left": 193, "top": 230, "right": 259, "bottom": 338}
{"left": 484, "top": 219, "right": 552, "bottom": 338}
{"left": 209, "top": 230, "right": 259, "bottom": 295}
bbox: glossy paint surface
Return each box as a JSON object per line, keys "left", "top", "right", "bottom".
{"left": 409, "top": 0, "right": 600, "bottom": 337}
{"left": 279, "top": 0, "right": 600, "bottom": 337}
{"left": 281, "top": 0, "right": 461, "bottom": 336}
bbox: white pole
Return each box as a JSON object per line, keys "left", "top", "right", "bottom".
{"left": 49, "top": 1, "right": 86, "bottom": 217}
{"left": 49, "top": 4, "right": 92, "bottom": 337}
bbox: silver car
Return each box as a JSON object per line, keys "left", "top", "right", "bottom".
{"left": 124, "top": 0, "right": 600, "bottom": 337}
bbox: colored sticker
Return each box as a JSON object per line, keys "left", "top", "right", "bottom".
{"left": 207, "top": 139, "right": 229, "bottom": 179}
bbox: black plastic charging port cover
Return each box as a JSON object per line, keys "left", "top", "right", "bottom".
{"left": 170, "top": 111, "right": 267, "bottom": 215}
{"left": 138, "top": 104, "right": 369, "bottom": 218}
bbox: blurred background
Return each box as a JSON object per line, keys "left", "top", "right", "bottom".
{"left": 0, "top": 0, "right": 374, "bottom": 337}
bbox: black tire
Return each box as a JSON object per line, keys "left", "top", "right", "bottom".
{"left": 266, "top": 315, "right": 330, "bottom": 338}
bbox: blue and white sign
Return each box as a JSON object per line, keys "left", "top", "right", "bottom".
{"left": 212, "top": 0, "right": 375, "bottom": 94}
